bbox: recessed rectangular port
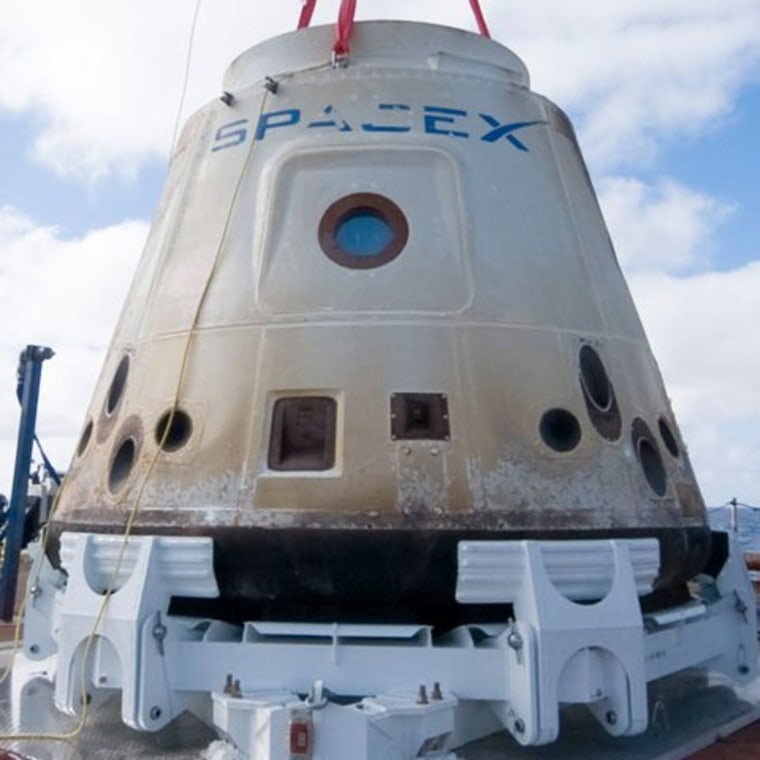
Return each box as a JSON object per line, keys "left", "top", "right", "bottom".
{"left": 269, "top": 397, "right": 337, "bottom": 471}
{"left": 390, "top": 393, "right": 450, "bottom": 441}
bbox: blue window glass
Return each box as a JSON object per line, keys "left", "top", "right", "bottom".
{"left": 335, "top": 210, "right": 393, "bottom": 258}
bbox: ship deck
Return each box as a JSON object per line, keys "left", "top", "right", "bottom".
{"left": 1, "top": 645, "right": 759, "bottom": 760}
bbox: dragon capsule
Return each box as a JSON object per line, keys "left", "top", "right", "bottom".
{"left": 50, "top": 21, "right": 710, "bottom": 627}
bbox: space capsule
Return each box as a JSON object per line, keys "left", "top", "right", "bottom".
{"left": 49, "top": 20, "right": 710, "bottom": 628}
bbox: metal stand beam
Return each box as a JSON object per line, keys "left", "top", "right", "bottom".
{"left": 0, "top": 345, "right": 54, "bottom": 621}
{"left": 18, "top": 532, "right": 759, "bottom": 759}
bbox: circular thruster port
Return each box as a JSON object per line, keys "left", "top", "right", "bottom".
{"left": 540, "top": 408, "right": 582, "bottom": 452}
{"left": 109, "top": 437, "right": 136, "bottom": 493}
{"left": 658, "top": 416, "right": 680, "bottom": 458}
{"left": 155, "top": 409, "right": 193, "bottom": 452}
{"left": 319, "top": 192, "right": 408, "bottom": 269}
{"left": 77, "top": 419, "right": 94, "bottom": 457}
{"left": 579, "top": 344, "right": 612, "bottom": 412}
{"left": 632, "top": 417, "right": 668, "bottom": 497}
{"left": 578, "top": 344, "right": 622, "bottom": 441}
{"left": 106, "top": 355, "right": 130, "bottom": 416}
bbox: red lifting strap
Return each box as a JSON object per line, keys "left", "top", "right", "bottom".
{"left": 296, "top": 0, "right": 491, "bottom": 57}
{"left": 297, "top": 0, "right": 317, "bottom": 29}
{"left": 334, "top": 0, "right": 357, "bottom": 56}
{"left": 469, "top": 0, "right": 492, "bottom": 39}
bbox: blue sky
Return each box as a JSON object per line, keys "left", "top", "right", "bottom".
{"left": 1, "top": 1, "right": 759, "bottom": 506}
{"left": 651, "top": 84, "right": 760, "bottom": 271}
{"left": 0, "top": 111, "right": 164, "bottom": 235}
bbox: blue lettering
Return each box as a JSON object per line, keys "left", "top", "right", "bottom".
{"left": 211, "top": 119, "right": 249, "bottom": 152}
{"left": 362, "top": 103, "right": 412, "bottom": 133}
{"left": 211, "top": 106, "right": 547, "bottom": 154}
{"left": 424, "top": 106, "right": 469, "bottom": 138}
{"left": 255, "top": 109, "right": 301, "bottom": 140}
{"left": 308, "top": 105, "right": 353, "bottom": 132}
{"left": 479, "top": 115, "right": 547, "bottom": 151}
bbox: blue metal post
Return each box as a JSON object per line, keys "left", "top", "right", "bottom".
{"left": 0, "top": 345, "right": 54, "bottom": 621}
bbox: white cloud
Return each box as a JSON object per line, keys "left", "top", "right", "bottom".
{"left": 0, "top": 2, "right": 478, "bottom": 182}
{"left": 597, "top": 172, "right": 760, "bottom": 503}
{"left": 2, "top": 2, "right": 759, "bottom": 180}
{"left": 504, "top": 0, "right": 760, "bottom": 169}
{"left": 599, "top": 177, "right": 733, "bottom": 274}
{"left": 0, "top": 207, "right": 145, "bottom": 492}
{"left": 629, "top": 263, "right": 760, "bottom": 504}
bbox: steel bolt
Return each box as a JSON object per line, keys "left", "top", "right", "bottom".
{"left": 417, "top": 685, "right": 429, "bottom": 705}
{"left": 150, "top": 706, "right": 162, "bottom": 721}
{"left": 152, "top": 618, "right": 167, "bottom": 656}
{"left": 606, "top": 710, "right": 617, "bottom": 726}
{"left": 431, "top": 682, "right": 443, "bottom": 701}
{"left": 507, "top": 630, "right": 523, "bottom": 651}
{"left": 514, "top": 718, "right": 525, "bottom": 734}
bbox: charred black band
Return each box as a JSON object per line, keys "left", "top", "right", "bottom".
{"left": 45, "top": 522, "right": 711, "bottom": 632}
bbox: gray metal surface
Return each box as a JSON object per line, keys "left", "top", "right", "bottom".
{"left": 1, "top": 656, "right": 759, "bottom": 759}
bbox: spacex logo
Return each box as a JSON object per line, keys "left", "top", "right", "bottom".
{"left": 211, "top": 103, "right": 547, "bottom": 153}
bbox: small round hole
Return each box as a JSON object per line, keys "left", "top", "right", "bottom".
{"left": 155, "top": 409, "right": 193, "bottom": 452}
{"left": 109, "top": 437, "right": 136, "bottom": 493}
{"left": 579, "top": 345, "right": 612, "bottom": 412}
{"left": 632, "top": 418, "right": 667, "bottom": 496}
{"left": 658, "top": 417, "right": 680, "bottom": 458}
{"left": 106, "top": 355, "right": 130, "bottom": 416}
{"left": 540, "top": 409, "right": 581, "bottom": 452}
{"left": 77, "top": 420, "right": 94, "bottom": 457}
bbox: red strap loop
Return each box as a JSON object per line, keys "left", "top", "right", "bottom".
{"left": 334, "top": 0, "right": 357, "bottom": 57}
{"left": 296, "top": 0, "right": 492, "bottom": 54}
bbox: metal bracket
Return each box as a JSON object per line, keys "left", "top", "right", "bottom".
{"left": 458, "top": 539, "right": 651, "bottom": 745}
{"left": 18, "top": 532, "right": 758, "bottom": 759}
{"left": 51, "top": 532, "right": 217, "bottom": 730}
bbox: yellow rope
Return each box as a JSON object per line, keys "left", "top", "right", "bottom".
{"left": 0, "top": 56, "right": 330, "bottom": 754}
{"left": 0, "top": 56, "right": 332, "bottom": 751}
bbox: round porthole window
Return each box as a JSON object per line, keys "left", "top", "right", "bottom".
{"left": 319, "top": 193, "right": 408, "bottom": 269}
